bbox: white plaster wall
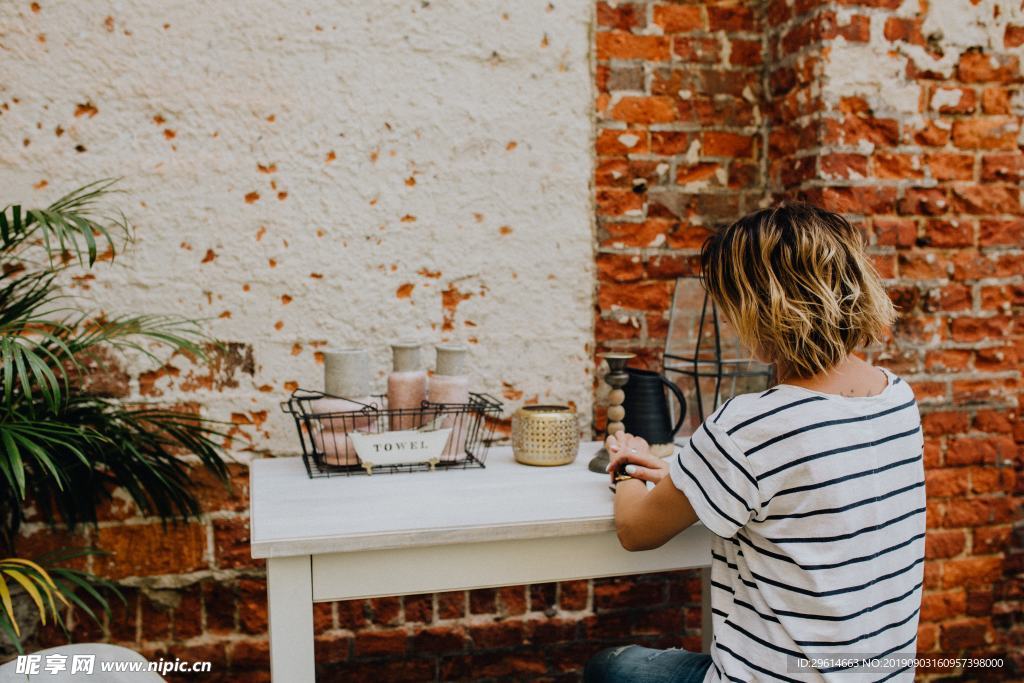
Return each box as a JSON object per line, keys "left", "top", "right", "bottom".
{"left": 826, "top": 0, "right": 1024, "bottom": 128}
{"left": 0, "top": 0, "right": 595, "bottom": 454}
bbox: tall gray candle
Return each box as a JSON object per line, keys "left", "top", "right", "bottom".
{"left": 324, "top": 348, "right": 371, "bottom": 397}
{"left": 314, "top": 348, "right": 374, "bottom": 466}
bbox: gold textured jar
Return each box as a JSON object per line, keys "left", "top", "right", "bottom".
{"left": 511, "top": 405, "right": 579, "bottom": 466}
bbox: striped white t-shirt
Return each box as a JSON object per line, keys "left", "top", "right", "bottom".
{"left": 669, "top": 367, "right": 925, "bottom": 683}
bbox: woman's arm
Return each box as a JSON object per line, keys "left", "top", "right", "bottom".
{"left": 614, "top": 475, "right": 699, "bottom": 551}
{"left": 605, "top": 432, "right": 698, "bottom": 551}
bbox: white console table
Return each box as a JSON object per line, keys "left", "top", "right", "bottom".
{"left": 249, "top": 441, "right": 714, "bottom": 681}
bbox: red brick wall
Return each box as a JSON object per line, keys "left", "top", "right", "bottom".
{"left": 595, "top": 0, "right": 766, "bottom": 371}
{"left": 764, "top": 2, "right": 1023, "bottom": 678}
{"left": 594, "top": 0, "right": 1023, "bottom": 680}
{"left": 20, "top": 2, "right": 1023, "bottom": 681}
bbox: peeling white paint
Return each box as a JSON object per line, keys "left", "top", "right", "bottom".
{"left": 855, "top": 139, "right": 876, "bottom": 155}
{"left": 617, "top": 133, "right": 640, "bottom": 148}
{"left": 931, "top": 87, "right": 964, "bottom": 111}
{"left": 684, "top": 140, "right": 701, "bottom": 165}
{"left": 826, "top": 1, "right": 1021, "bottom": 119}
{"left": 921, "top": 0, "right": 1024, "bottom": 56}
{"left": 0, "top": 0, "right": 596, "bottom": 453}
{"left": 824, "top": 25, "right": 922, "bottom": 115}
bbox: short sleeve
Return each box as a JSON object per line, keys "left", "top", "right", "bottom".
{"left": 669, "top": 418, "right": 760, "bottom": 538}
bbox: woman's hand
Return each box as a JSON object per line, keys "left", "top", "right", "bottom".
{"left": 605, "top": 431, "right": 669, "bottom": 485}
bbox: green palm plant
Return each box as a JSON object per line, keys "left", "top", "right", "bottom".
{"left": 0, "top": 551, "right": 118, "bottom": 650}
{"left": 0, "top": 180, "right": 231, "bottom": 648}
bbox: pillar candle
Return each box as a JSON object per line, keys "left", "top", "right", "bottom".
{"left": 430, "top": 344, "right": 471, "bottom": 461}
{"left": 387, "top": 341, "right": 427, "bottom": 430}
{"left": 310, "top": 396, "right": 376, "bottom": 466}
{"left": 316, "top": 349, "right": 376, "bottom": 466}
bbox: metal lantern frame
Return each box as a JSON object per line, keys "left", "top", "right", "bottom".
{"left": 662, "top": 277, "right": 774, "bottom": 431}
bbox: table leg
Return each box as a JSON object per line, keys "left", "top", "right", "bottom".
{"left": 700, "top": 566, "right": 713, "bottom": 653}
{"left": 267, "top": 555, "right": 315, "bottom": 682}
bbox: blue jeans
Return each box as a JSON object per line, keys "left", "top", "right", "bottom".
{"left": 584, "top": 645, "right": 713, "bottom": 683}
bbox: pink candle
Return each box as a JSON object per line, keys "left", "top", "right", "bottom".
{"left": 311, "top": 426, "right": 356, "bottom": 467}
{"left": 430, "top": 344, "right": 471, "bottom": 461}
{"left": 387, "top": 342, "right": 427, "bottom": 430}
{"left": 310, "top": 396, "right": 374, "bottom": 466}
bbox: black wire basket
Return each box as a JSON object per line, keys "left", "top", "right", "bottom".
{"left": 281, "top": 389, "right": 503, "bottom": 477}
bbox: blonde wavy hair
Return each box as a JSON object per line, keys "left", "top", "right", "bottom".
{"left": 699, "top": 203, "right": 897, "bottom": 380}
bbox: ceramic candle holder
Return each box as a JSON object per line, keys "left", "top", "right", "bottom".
{"left": 511, "top": 405, "right": 579, "bottom": 466}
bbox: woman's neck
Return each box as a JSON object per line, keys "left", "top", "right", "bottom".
{"left": 776, "top": 355, "right": 888, "bottom": 398}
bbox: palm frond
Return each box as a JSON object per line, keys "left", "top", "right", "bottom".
{"left": 0, "top": 181, "right": 132, "bottom": 412}
{"left": 0, "top": 416, "right": 99, "bottom": 500}
{"left": 62, "top": 315, "right": 214, "bottom": 365}
{"left": 0, "top": 181, "right": 229, "bottom": 651}
{"left": 0, "top": 551, "right": 118, "bottom": 653}
{"left": 12, "top": 396, "right": 231, "bottom": 533}
{"left": 0, "top": 179, "right": 128, "bottom": 267}
{"left": 0, "top": 336, "right": 68, "bottom": 414}
{"left": 0, "top": 268, "right": 66, "bottom": 330}
{"left": 0, "top": 280, "right": 211, "bottom": 414}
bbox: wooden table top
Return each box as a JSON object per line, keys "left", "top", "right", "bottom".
{"left": 250, "top": 441, "right": 667, "bottom": 559}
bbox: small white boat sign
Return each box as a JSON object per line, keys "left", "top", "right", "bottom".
{"left": 349, "top": 428, "right": 453, "bottom": 469}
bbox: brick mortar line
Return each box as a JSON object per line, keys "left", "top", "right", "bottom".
{"left": 116, "top": 567, "right": 266, "bottom": 588}
{"left": 17, "top": 508, "right": 250, "bottom": 534}
{"left": 595, "top": 30, "right": 765, "bottom": 41}
{"left": 596, "top": 119, "right": 764, "bottom": 133}
{"left": 597, "top": 56, "right": 763, "bottom": 68}
{"left": 781, "top": 177, "right": 1023, "bottom": 190}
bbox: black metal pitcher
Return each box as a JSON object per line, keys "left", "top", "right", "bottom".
{"left": 621, "top": 368, "right": 686, "bottom": 445}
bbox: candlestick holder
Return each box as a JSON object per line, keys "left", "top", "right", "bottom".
{"left": 588, "top": 352, "right": 636, "bottom": 473}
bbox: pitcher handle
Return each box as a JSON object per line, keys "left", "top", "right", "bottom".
{"left": 660, "top": 374, "right": 687, "bottom": 437}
